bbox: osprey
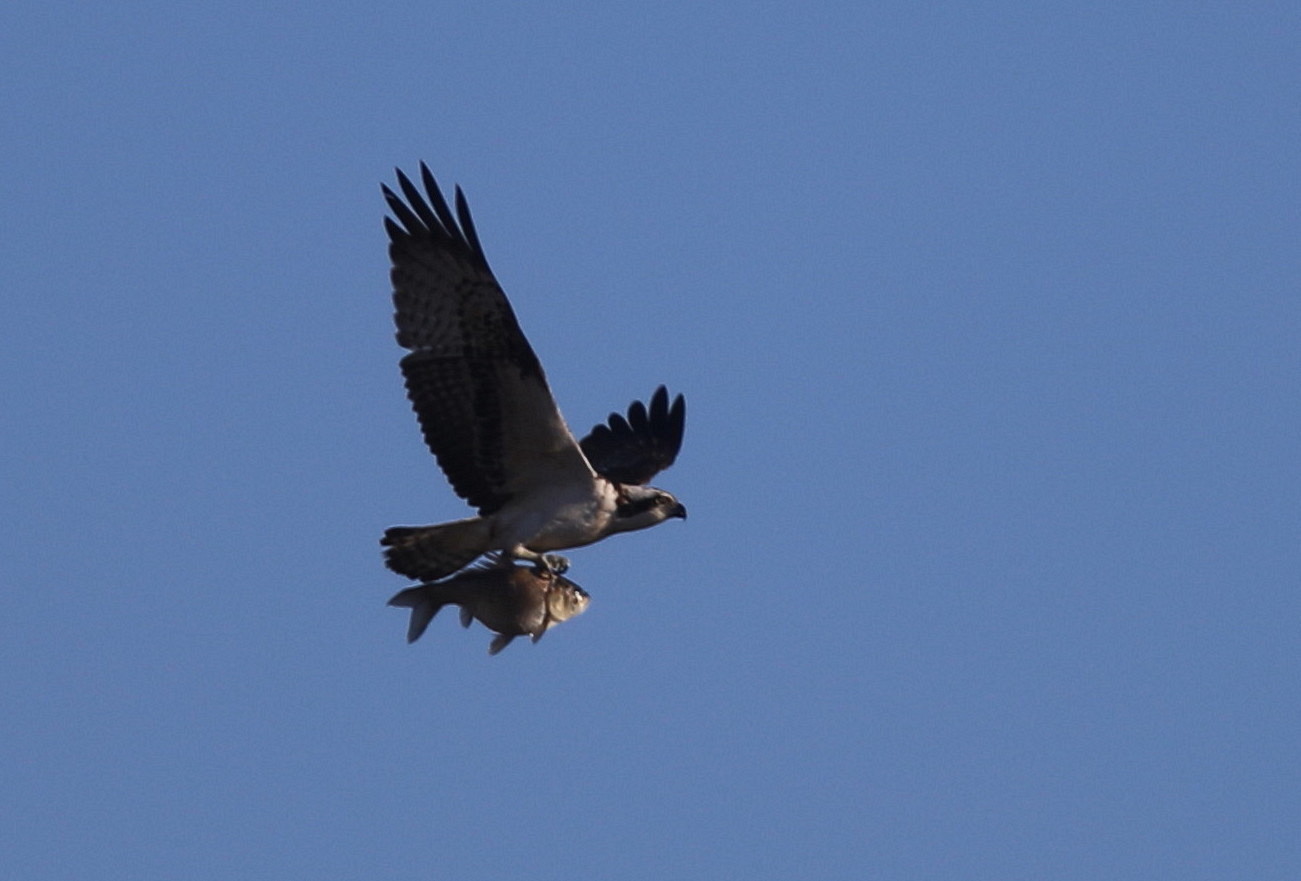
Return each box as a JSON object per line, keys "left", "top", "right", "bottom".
{"left": 380, "top": 164, "right": 687, "bottom": 582}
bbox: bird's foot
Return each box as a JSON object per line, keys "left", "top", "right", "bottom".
{"left": 540, "top": 554, "right": 570, "bottom": 575}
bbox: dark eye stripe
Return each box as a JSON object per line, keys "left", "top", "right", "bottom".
{"left": 616, "top": 496, "right": 662, "bottom": 518}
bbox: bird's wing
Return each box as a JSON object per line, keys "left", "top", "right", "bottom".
{"left": 578, "top": 386, "right": 685, "bottom": 485}
{"left": 384, "top": 164, "right": 594, "bottom": 515}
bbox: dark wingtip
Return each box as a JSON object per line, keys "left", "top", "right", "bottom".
{"left": 668, "top": 392, "right": 686, "bottom": 449}
{"left": 383, "top": 163, "right": 491, "bottom": 271}
{"left": 453, "top": 184, "right": 485, "bottom": 258}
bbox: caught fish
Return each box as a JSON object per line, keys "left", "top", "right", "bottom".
{"left": 388, "top": 561, "right": 590, "bottom": 654}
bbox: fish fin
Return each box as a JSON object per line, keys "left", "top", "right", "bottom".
{"left": 387, "top": 585, "right": 444, "bottom": 644}
{"left": 475, "top": 551, "right": 506, "bottom": 570}
{"left": 488, "top": 634, "right": 515, "bottom": 655}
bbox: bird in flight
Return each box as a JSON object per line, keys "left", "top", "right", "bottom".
{"left": 380, "top": 164, "right": 686, "bottom": 583}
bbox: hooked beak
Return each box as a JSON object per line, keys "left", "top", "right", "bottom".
{"left": 671, "top": 502, "right": 687, "bottom": 520}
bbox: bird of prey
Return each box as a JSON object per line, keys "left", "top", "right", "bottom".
{"left": 380, "top": 164, "right": 687, "bottom": 582}
{"left": 388, "top": 559, "right": 590, "bottom": 654}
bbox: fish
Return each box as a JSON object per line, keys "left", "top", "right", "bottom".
{"left": 387, "top": 560, "right": 591, "bottom": 654}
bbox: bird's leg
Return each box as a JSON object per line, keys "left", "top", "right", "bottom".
{"left": 504, "top": 545, "right": 570, "bottom": 575}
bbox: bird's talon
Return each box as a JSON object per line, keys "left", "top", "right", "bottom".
{"left": 542, "top": 554, "right": 570, "bottom": 575}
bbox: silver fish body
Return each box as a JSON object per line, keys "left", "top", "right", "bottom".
{"left": 388, "top": 563, "right": 590, "bottom": 654}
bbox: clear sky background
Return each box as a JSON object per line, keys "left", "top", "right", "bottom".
{"left": 3, "top": 2, "right": 1298, "bottom": 879}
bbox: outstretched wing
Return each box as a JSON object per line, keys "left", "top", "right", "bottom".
{"left": 579, "top": 386, "right": 685, "bottom": 485}
{"left": 383, "top": 164, "right": 594, "bottom": 515}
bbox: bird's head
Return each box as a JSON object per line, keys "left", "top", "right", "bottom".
{"left": 612, "top": 485, "right": 687, "bottom": 533}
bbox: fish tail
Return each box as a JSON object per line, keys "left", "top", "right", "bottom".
{"left": 387, "top": 584, "right": 450, "bottom": 643}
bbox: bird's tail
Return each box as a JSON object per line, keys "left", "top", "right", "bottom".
{"left": 387, "top": 584, "right": 451, "bottom": 643}
{"left": 381, "top": 518, "right": 491, "bottom": 581}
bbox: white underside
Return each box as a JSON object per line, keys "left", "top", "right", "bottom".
{"left": 488, "top": 477, "right": 620, "bottom": 555}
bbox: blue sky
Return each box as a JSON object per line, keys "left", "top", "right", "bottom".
{"left": 3, "top": 2, "right": 1298, "bottom": 878}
